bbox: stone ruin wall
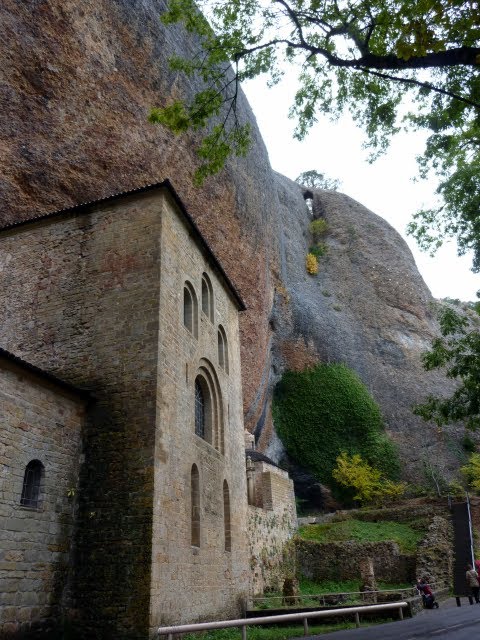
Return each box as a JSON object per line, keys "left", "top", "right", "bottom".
{"left": 247, "top": 460, "right": 297, "bottom": 598}
{"left": 295, "top": 539, "right": 416, "bottom": 585}
{"left": 295, "top": 504, "right": 454, "bottom": 593}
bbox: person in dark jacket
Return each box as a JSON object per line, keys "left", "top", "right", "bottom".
{"left": 417, "top": 577, "right": 439, "bottom": 609}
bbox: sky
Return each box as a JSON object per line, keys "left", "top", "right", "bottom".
{"left": 243, "top": 77, "right": 479, "bottom": 302}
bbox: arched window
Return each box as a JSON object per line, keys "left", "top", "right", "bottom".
{"left": 191, "top": 464, "right": 200, "bottom": 547}
{"left": 223, "top": 480, "right": 231, "bottom": 552}
{"left": 217, "top": 325, "right": 229, "bottom": 374}
{"left": 20, "top": 460, "right": 44, "bottom": 508}
{"left": 183, "top": 281, "right": 198, "bottom": 338}
{"left": 195, "top": 379, "right": 206, "bottom": 439}
{"left": 201, "top": 273, "right": 214, "bottom": 322}
{"left": 194, "top": 362, "right": 224, "bottom": 453}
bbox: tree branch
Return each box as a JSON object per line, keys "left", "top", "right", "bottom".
{"left": 355, "top": 66, "right": 480, "bottom": 110}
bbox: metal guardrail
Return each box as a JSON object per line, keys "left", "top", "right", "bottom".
{"left": 155, "top": 601, "right": 409, "bottom": 640}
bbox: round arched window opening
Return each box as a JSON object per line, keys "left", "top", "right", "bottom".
{"left": 195, "top": 379, "right": 206, "bottom": 439}
{"left": 20, "top": 460, "right": 44, "bottom": 509}
{"left": 191, "top": 464, "right": 200, "bottom": 547}
{"left": 223, "top": 479, "right": 232, "bottom": 552}
{"left": 183, "top": 281, "right": 198, "bottom": 338}
{"left": 201, "top": 273, "right": 214, "bottom": 322}
{"left": 195, "top": 376, "right": 214, "bottom": 444}
{"left": 194, "top": 361, "right": 225, "bottom": 453}
{"left": 217, "top": 325, "right": 229, "bottom": 374}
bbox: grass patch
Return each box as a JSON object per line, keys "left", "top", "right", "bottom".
{"left": 297, "top": 519, "right": 424, "bottom": 554}
{"left": 299, "top": 576, "right": 411, "bottom": 594}
{"left": 184, "top": 621, "right": 371, "bottom": 640}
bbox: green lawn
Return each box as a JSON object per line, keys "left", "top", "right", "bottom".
{"left": 299, "top": 577, "right": 412, "bottom": 595}
{"left": 297, "top": 519, "right": 424, "bottom": 554}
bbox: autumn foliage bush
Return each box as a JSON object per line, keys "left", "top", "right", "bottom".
{"left": 305, "top": 252, "right": 319, "bottom": 274}
{"left": 332, "top": 452, "right": 405, "bottom": 505}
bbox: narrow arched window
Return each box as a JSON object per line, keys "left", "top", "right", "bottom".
{"left": 195, "top": 380, "right": 205, "bottom": 439}
{"left": 223, "top": 480, "right": 231, "bottom": 552}
{"left": 20, "top": 460, "right": 44, "bottom": 508}
{"left": 191, "top": 464, "right": 200, "bottom": 547}
{"left": 183, "top": 281, "right": 198, "bottom": 338}
{"left": 194, "top": 362, "right": 224, "bottom": 452}
{"left": 201, "top": 273, "right": 214, "bottom": 322}
{"left": 218, "top": 325, "right": 229, "bottom": 374}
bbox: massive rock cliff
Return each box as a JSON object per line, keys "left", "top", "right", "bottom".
{"left": 262, "top": 175, "right": 461, "bottom": 482}
{"left": 0, "top": 0, "right": 465, "bottom": 484}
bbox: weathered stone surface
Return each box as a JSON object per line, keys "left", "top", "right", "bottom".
{"left": 0, "top": 186, "right": 252, "bottom": 637}
{"left": 295, "top": 538, "right": 416, "bottom": 584}
{"left": 416, "top": 516, "right": 454, "bottom": 587}
{"left": 0, "top": 354, "right": 86, "bottom": 638}
{"left": 0, "top": 0, "right": 467, "bottom": 494}
{"left": 264, "top": 174, "right": 464, "bottom": 483}
{"left": 246, "top": 460, "right": 296, "bottom": 596}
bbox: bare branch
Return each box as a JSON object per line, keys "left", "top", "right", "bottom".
{"left": 355, "top": 67, "right": 480, "bottom": 110}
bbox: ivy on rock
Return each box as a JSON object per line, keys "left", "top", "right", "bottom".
{"left": 273, "top": 363, "right": 400, "bottom": 497}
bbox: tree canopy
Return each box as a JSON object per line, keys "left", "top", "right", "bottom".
{"left": 296, "top": 169, "right": 340, "bottom": 191}
{"left": 150, "top": 0, "right": 480, "bottom": 268}
{"left": 414, "top": 304, "right": 480, "bottom": 429}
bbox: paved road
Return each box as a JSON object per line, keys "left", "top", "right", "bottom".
{"left": 304, "top": 599, "right": 480, "bottom": 639}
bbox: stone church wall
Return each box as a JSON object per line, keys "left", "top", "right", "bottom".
{"left": 0, "top": 191, "right": 164, "bottom": 638}
{"left": 0, "top": 186, "right": 254, "bottom": 637}
{"left": 0, "top": 356, "right": 86, "bottom": 637}
{"left": 149, "top": 195, "right": 249, "bottom": 630}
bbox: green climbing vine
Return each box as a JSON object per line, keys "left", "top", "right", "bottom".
{"left": 273, "top": 363, "right": 400, "bottom": 497}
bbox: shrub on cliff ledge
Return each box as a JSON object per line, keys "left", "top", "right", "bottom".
{"left": 461, "top": 453, "right": 480, "bottom": 493}
{"left": 332, "top": 452, "right": 406, "bottom": 505}
{"left": 273, "top": 364, "right": 400, "bottom": 495}
{"left": 305, "top": 253, "right": 319, "bottom": 275}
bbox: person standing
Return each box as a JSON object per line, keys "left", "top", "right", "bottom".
{"left": 466, "top": 564, "right": 480, "bottom": 603}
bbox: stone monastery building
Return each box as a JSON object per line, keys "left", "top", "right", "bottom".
{"left": 0, "top": 182, "right": 296, "bottom": 639}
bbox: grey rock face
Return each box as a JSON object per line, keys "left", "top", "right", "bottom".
{"left": 268, "top": 173, "right": 463, "bottom": 483}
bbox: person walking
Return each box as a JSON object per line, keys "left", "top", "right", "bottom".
{"left": 466, "top": 564, "right": 480, "bottom": 603}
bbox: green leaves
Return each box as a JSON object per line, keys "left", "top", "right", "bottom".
{"left": 332, "top": 452, "right": 406, "bottom": 505}
{"left": 273, "top": 363, "right": 400, "bottom": 497}
{"left": 461, "top": 452, "right": 480, "bottom": 492}
{"left": 150, "top": 0, "right": 480, "bottom": 268}
{"left": 195, "top": 121, "right": 251, "bottom": 184}
{"left": 414, "top": 304, "right": 480, "bottom": 429}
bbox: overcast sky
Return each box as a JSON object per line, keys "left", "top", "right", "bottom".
{"left": 243, "top": 76, "right": 479, "bottom": 302}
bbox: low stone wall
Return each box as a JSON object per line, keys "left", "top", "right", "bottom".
{"left": 295, "top": 539, "right": 416, "bottom": 584}
{"left": 334, "top": 502, "right": 446, "bottom": 525}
